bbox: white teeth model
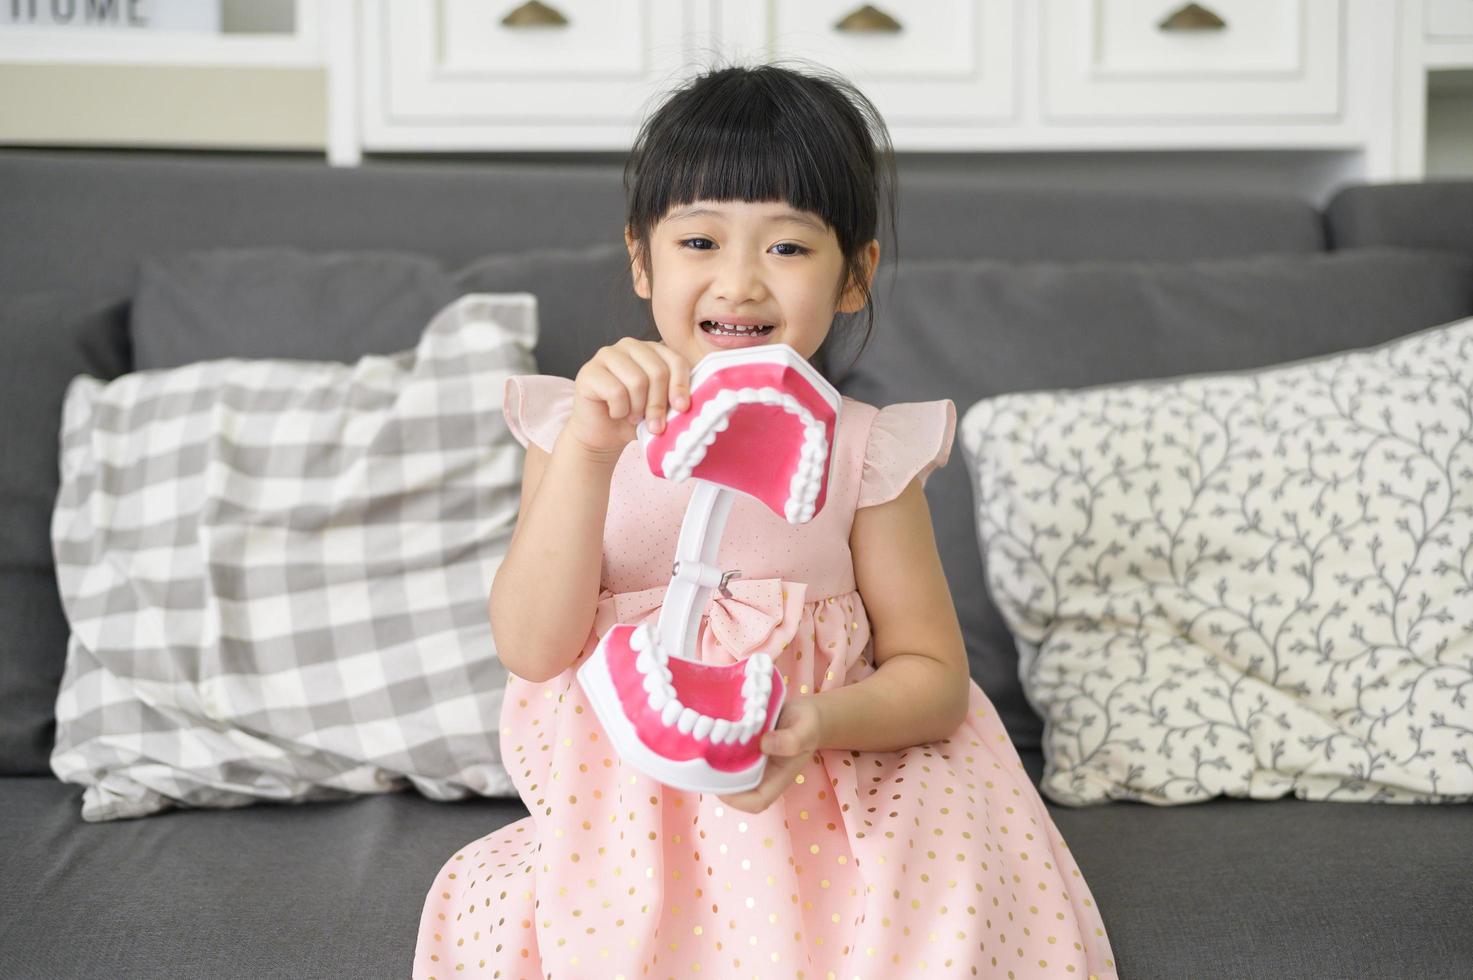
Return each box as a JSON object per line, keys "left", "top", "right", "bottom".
{"left": 627, "top": 625, "right": 776, "bottom": 744}
{"left": 658, "top": 389, "right": 828, "bottom": 525}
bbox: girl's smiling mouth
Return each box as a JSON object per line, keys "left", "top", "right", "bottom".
{"left": 699, "top": 320, "right": 777, "bottom": 348}
{"left": 700, "top": 320, "right": 775, "bottom": 335}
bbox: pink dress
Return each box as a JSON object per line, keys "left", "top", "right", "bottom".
{"left": 413, "top": 374, "right": 1119, "bottom": 980}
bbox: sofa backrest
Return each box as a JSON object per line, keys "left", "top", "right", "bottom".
{"left": 0, "top": 148, "right": 1328, "bottom": 302}
{"left": 1324, "top": 180, "right": 1473, "bottom": 256}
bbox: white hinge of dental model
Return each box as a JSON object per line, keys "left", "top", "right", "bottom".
{"left": 628, "top": 626, "right": 774, "bottom": 744}
{"left": 659, "top": 387, "right": 828, "bottom": 524}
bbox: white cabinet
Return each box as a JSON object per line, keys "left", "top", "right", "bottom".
{"left": 361, "top": 0, "right": 1016, "bottom": 149}
{"left": 5, "top": 0, "right": 1462, "bottom": 177}
{"left": 1426, "top": 0, "right": 1473, "bottom": 36}
{"left": 1041, "top": 0, "right": 1343, "bottom": 122}
{"left": 359, "top": 0, "right": 712, "bottom": 150}
{"left": 1407, "top": 0, "right": 1473, "bottom": 178}
{"left": 720, "top": 0, "right": 1017, "bottom": 127}
{"left": 358, "top": 0, "right": 1379, "bottom": 152}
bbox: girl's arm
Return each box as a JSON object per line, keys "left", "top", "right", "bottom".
{"left": 489, "top": 429, "right": 621, "bottom": 684}
{"left": 814, "top": 476, "right": 972, "bottom": 752}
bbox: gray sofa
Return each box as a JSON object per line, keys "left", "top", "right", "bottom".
{"left": 1, "top": 148, "right": 1470, "bottom": 979}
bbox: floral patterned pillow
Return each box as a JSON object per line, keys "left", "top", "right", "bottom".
{"left": 958, "top": 315, "right": 1473, "bottom": 807}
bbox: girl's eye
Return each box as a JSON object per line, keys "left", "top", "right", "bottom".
{"left": 677, "top": 238, "right": 809, "bottom": 256}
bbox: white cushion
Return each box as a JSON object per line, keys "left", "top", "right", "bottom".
{"left": 959, "top": 315, "right": 1473, "bottom": 806}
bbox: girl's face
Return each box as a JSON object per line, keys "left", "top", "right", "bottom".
{"left": 626, "top": 199, "right": 879, "bottom": 368}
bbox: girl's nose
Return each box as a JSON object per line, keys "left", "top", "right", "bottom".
{"left": 713, "top": 253, "right": 765, "bottom": 302}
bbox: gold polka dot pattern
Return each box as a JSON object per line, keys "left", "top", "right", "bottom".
{"left": 411, "top": 377, "right": 1119, "bottom": 978}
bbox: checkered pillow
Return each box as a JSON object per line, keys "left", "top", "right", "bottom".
{"left": 49, "top": 293, "right": 536, "bottom": 821}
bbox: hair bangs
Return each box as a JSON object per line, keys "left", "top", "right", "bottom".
{"left": 634, "top": 98, "right": 847, "bottom": 239}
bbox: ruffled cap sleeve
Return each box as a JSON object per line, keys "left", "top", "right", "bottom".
{"left": 503, "top": 374, "right": 576, "bottom": 453}
{"left": 856, "top": 399, "right": 958, "bottom": 509}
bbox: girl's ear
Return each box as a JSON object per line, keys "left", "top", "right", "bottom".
{"left": 625, "top": 225, "right": 651, "bottom": 300}
{"left": 837, "top": 238, "right": 880, "bottom": 314}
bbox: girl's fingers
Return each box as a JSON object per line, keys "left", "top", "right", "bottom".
{"left": 647, "top": 343, "right": 693, "bottom": 414}
{"left": 592, "top": 340, "right": 691, "bottom": 432}
{"left": 599, "top": 345, "right": 652, "bottom": 421}
{"left": 585, "top": 362, "right": 631, "bottom": 420}
{"left": 618, "top": 340, "right": 673, "bottom": 431}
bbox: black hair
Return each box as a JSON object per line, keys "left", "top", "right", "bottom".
{"left": 621, "top": 57, "right": 899, "bottom": 386}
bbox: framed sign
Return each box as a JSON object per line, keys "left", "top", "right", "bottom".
{"left": 0, "top": 0, "right": 220, "bottom": 32}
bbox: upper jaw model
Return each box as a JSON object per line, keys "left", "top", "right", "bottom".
{"left": 576, "top": 344, "right": 841, "bottom": 793}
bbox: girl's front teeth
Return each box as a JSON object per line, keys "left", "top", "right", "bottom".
{"left": 702, "top": 321, "right": 774, "bottom": 335}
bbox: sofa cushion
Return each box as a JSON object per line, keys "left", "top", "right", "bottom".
{"left": 961, "top": 313, "right": 1473, "bottom": 806}
{"left": 49, "top": 295, "right": 534, "bottom": 821}
{"left": 451, "top": 241, "right": 646, "bottom": 382}
{"left": 836, "top": 247, "right": 1473, "bottom": 751}
{"left": 4, "top": 747, "right": 1469, "bottom": 979}
{"left": 0, "top": 291, "right": 131, "bottom": 775}
{"left": 1030, "top": 750, "right": 1473, "bottom": 979}
{"left": 0, "top": 775, "right": 532, "bottom": 979}
{"left": 126, "top": 242, "right": 646, "bottom": 386}
{"left": 895, "top": 174, "right": 1325, "bottom": 261}
{"left": 130, "top": 246, "right": 460, "bottom": 369}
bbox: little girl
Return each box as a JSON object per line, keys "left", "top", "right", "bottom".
{"left": 414, "top": 61, "right": 1118, "bottom": 980}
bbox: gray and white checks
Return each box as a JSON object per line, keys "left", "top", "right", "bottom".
{"left": 49, "top": 293, "right": 537, "bottom": 821}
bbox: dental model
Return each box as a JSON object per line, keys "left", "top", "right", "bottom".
{"left": 576, "top": 344, "right": 841, "bottom": 793}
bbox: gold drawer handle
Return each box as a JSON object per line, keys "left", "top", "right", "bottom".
{"left": 834, "top": 4, "right": 903, "bottom": 33}
{"left": 501, "top": 0, "right": 569, "bottom": 28}
{"left": 1157, "top": 2, "right": 1227, "bottom": 31}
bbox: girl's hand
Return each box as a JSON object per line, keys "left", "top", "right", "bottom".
{"left": 716, "top": 697, "right": 824, "bottom": 814}
{"left": 566, "top": 338, "right": 693, "bottom": 462}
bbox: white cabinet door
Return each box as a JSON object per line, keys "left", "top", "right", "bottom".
{"left": 1042, "top": 0, "right": 1343, "bottom": 122}
{"left": 361, "top": 0, "right": 709, "bottom": 149}
{"left": 719, "top": 0, "right": 1017, "bottom": 128}
{"left": 1427, "top": 0, "right": 1473, "bottom": 37}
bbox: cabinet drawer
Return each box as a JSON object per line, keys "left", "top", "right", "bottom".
{"left": 1427, "top": 0, "right": 1473, "bottom": 38}
{"left": 721, "top": 0, "right": 1017, "bottom": 126}
{"left": 367, "top": 0, "right": 704, "bottom": 129}
{"left": 1042, "top": 0, "right": 1343, "bottom": 121}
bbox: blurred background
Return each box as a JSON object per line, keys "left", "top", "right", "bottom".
{"left": 1, "top": 0, "right": 1471, "bottom": 206}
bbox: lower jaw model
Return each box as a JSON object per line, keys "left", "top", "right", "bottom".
{"left": 577, "top": 344, "right": 841, "bottom": 794}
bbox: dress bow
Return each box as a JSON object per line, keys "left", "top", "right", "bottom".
{"left": 593, "top": 577, "right": 809, "bottom": 665}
